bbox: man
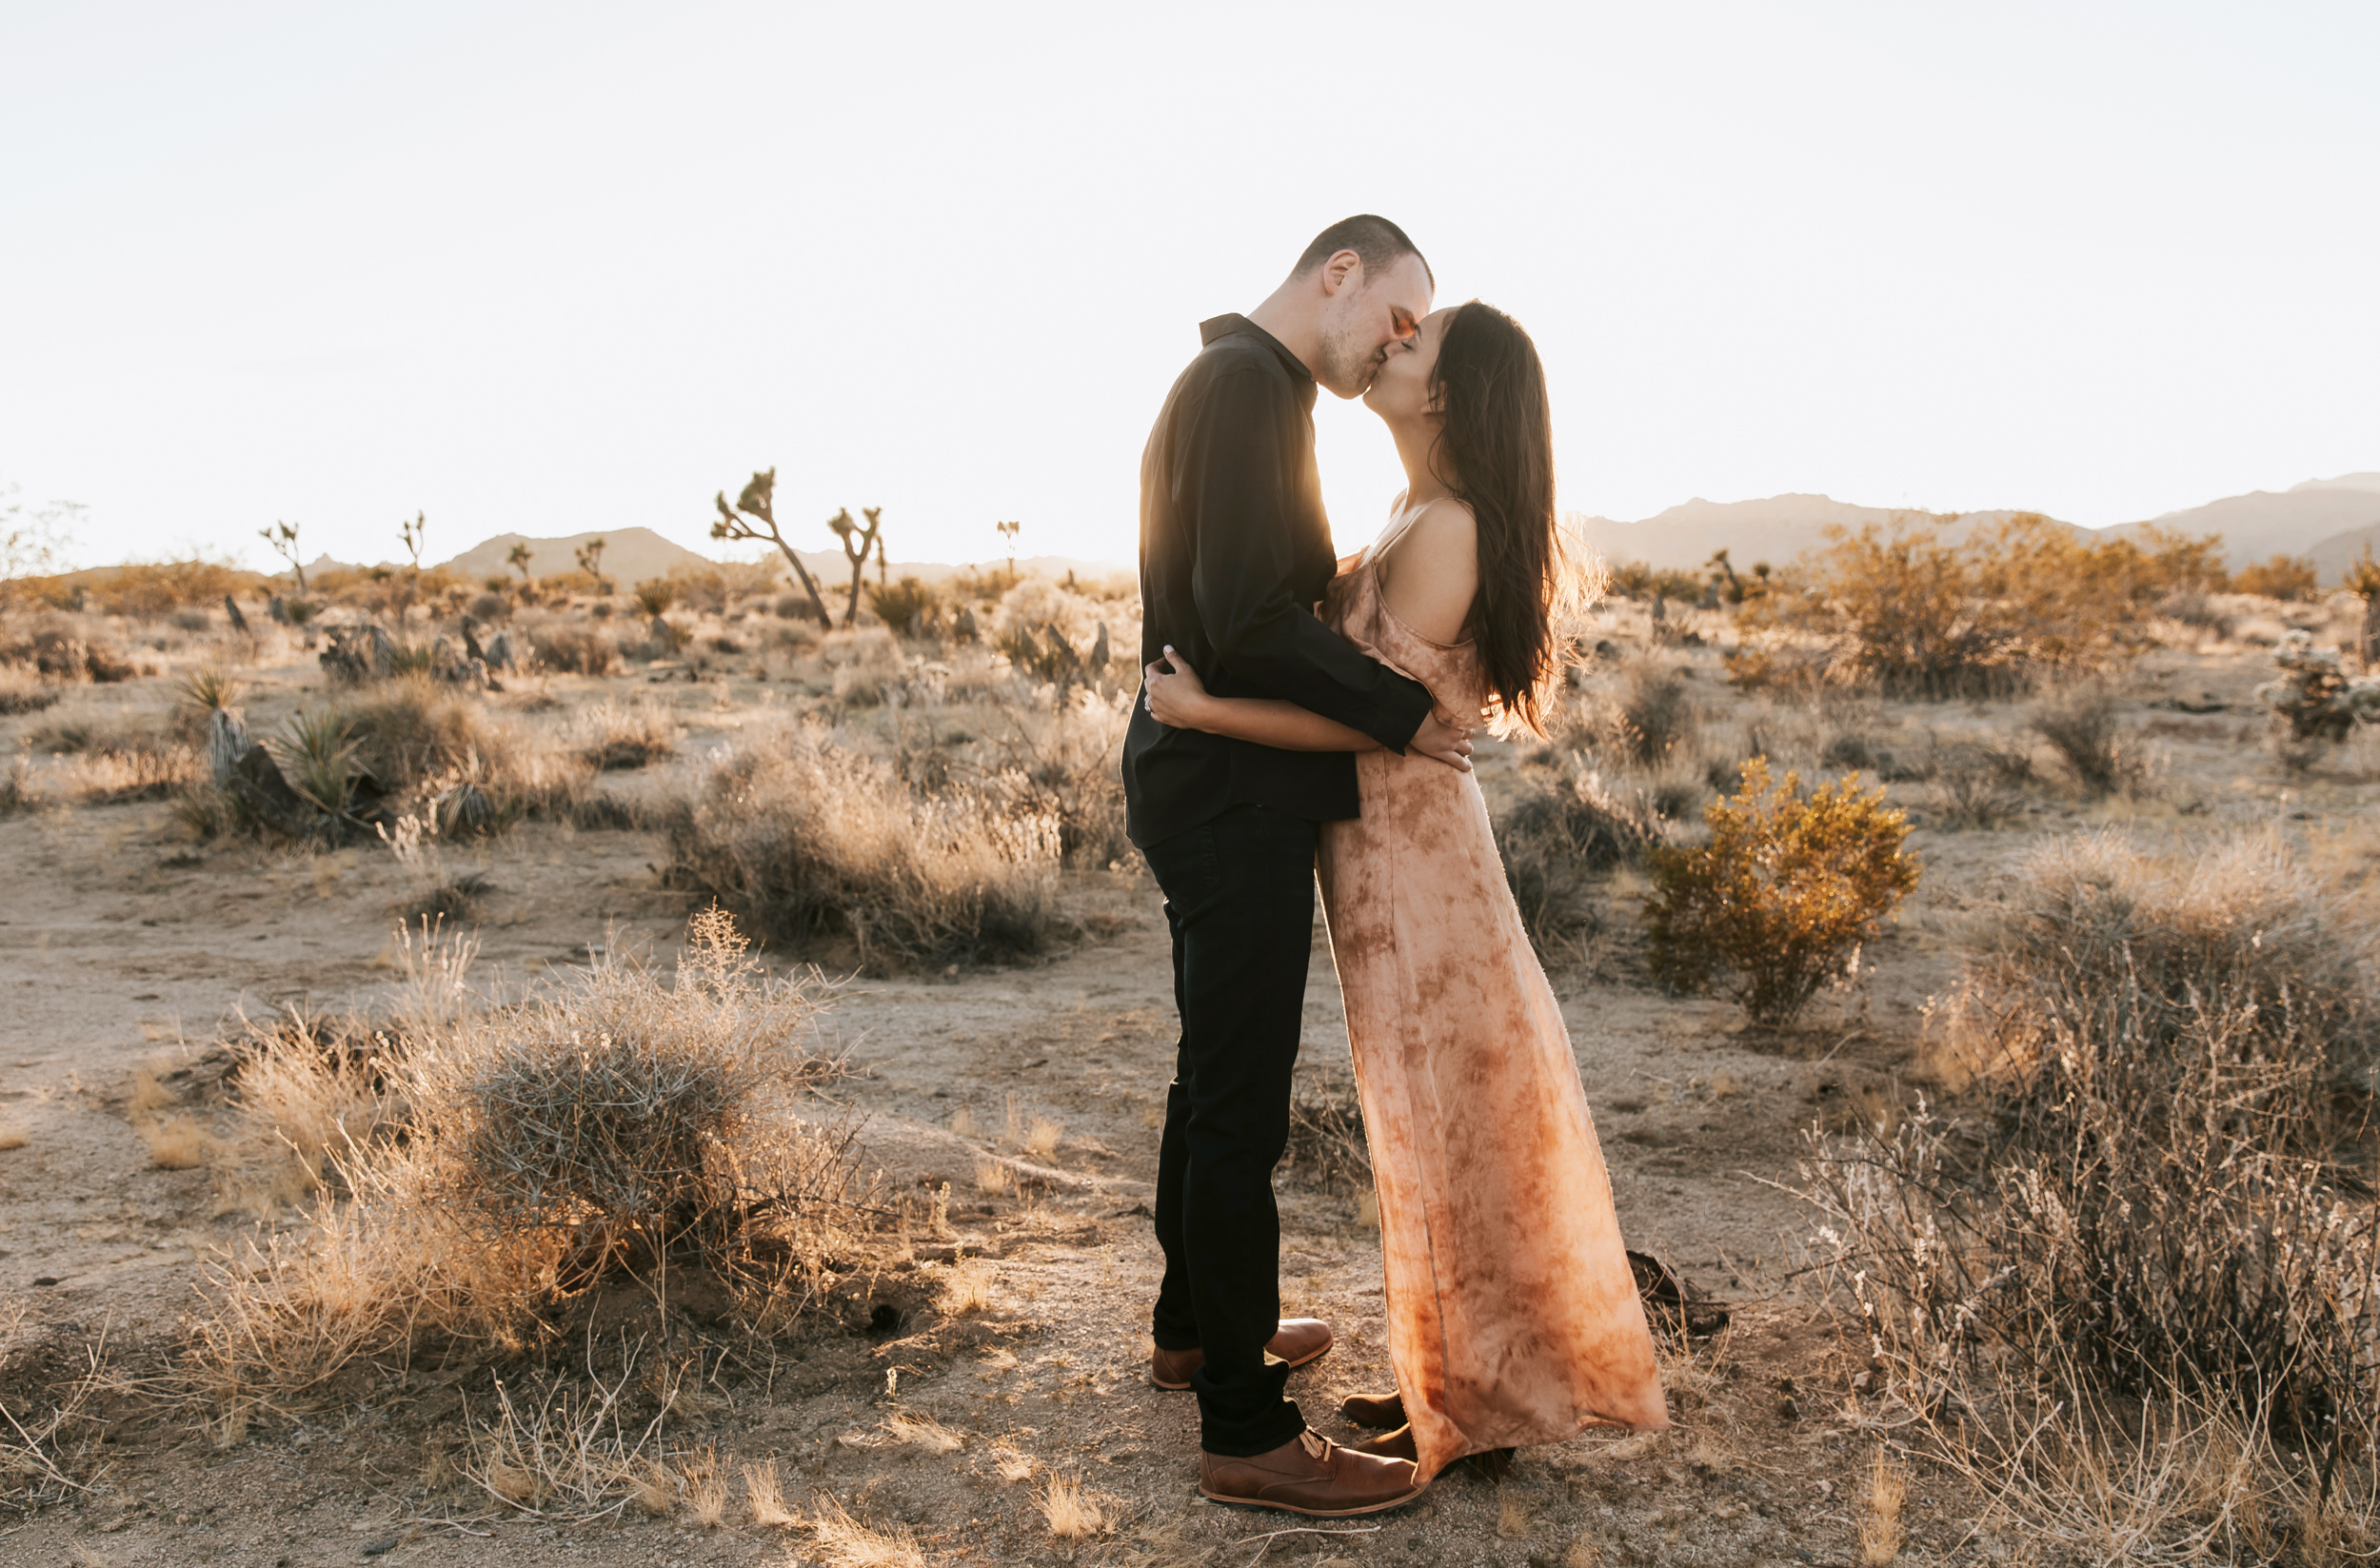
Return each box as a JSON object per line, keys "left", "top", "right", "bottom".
{"left": 1124, "top": 215, "right": 1471, "bottom": 1517}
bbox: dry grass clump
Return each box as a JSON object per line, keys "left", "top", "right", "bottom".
{"left": 136, "top": 1112, "right": 218, "bottom": 1169}
{"left": 0, "top": 662, "right": 58, "bottom": 715}
{"left": 886, "top": 1411, "right": 965, "bottom": 1453}
{"left": 664, "top": 721, "right": 1063, "bottom": 970}
{"left": 936, "top": 1258, "right": 997, "bottom": 1315}
{"left": 972, "top": 688, "right": 1133, "bottom": 868}
{"left": 744, "top": 1459, "right": 795, "bottom": 1526}
{"left": 823, "top": 626, "right": 908, "bottom": 704}
{"left": 1802, "top": 829, "right": 2380, "bottom": 1560}
{"left": 1609, "top": 659, "right": 1698, "bottom": 764}
{"left": 973, "top": 1156, "right": 1015, "bottom": 1197}
{"left": 573, "top": 697, "right": 677, "bottom": 770}
{"left": 1953, "top": 828, "right": 2372, "bottom": 1095}
{"left": 184, "top": 908, "right": 863, "bottom": 1422}
{"left": 215, "top": 1003, "right": 392, "bottom": 1213}
{"left": 2030, "top": 685, "right": 2156, "bottom": 798}
{"left": 1924, "top": 737, "right": 2032, "bottom": 830}
{"left": 1858, "top": 1448, "right": 1907, "bottom": 1565}
{"left": 416, "top": 907, "right": 843, "bottom": 1291}
{"left": 531, "top": 625, "right": 622, "bottom": 675}
{"left": 1039, "top": 1473, "right": 1106, "bottom": 1538}
{"left": 336, "top": 675, "right": 492, "bottom": 795}
{"left": 1646, "top": 759, "right": 1920, "bottom": 1024}
{"left": 807, "top": 1492, "right": 928, "bottom": 1568}
{"left": 54, "top": 734, "right": 203, "bottom": 804}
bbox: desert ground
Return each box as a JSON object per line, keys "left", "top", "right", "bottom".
{"left": 2, "top": 561, "right": 2375, "bottom": 1567}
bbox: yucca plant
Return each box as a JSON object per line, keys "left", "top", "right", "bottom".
{"left": 175, "top": 665, "right": 244, "bottom": 715}
{"left": 273, "top": 709, "right": 368, "bottom": 821}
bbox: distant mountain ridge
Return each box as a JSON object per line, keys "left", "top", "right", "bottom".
{"left": 1577, "top": 473, "right": 2380, "bottom": 576}
{"left": 2105, "top": 473, "right": 2380, "bottom": 571}
{"left": 1573, "top": 495, "right": 2083, "bottom": 574}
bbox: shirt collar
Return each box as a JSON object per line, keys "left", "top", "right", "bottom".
{"left": 1199, "top": 314, "right": 1315, "bottom": 388}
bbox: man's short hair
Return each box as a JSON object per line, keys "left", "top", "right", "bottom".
{"left": 1293, "top": 215, "right": 1433, "bottom": 290}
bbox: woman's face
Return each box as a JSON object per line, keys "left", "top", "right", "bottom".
{"left": 1361, "top": 306, "right": 1458, "bottom": 426}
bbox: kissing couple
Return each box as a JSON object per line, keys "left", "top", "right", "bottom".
{"left": 1122, "top": 215, "right": 1669, "bottom": 1517}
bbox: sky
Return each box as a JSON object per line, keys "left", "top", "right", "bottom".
{"left": 2, "top": 2, "right": 2375, "bottom": 575}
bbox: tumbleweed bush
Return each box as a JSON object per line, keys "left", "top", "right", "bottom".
{"left": 188, "top": 907, "right": 861, "bottom": 1422}
{"left": 664, "top": 720, "right": 1063, "bottom": 969}
{"left": 1802, "top": 830, "right": 2380, "bottom": 1562}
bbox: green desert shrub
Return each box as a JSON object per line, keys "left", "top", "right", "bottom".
{"left": 1644, "top": 758, "right": 1919, "bottom": 1024}
{"left": 1742, "top": 514, "right": 2221, "bottom": 700}
{"left": 2231, "top": 553, "right": 2320, "bottom": 601}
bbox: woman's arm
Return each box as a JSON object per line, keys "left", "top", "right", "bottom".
{"left": 1143, "top": 646, "right": 1476, "bottom": 764}
{"left": 1155, "top": 685, "right": 1384, "bottom": 752}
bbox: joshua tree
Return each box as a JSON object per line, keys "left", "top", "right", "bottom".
{"left": 997, "top": 518, "right": 1021, "bottom": 577}
{"left": 825, "top": 506, "right": 885, "bottom": 627}
{"left": 386, "top": 510, "right": 427, "bottom": 620}
{"left": 260, "top": 519, "right": 308, "bottom": 593}
{"left": 573, "top": 537, "right": 610, "bottom": 595}
{"left": 710, "top": 468, "right": 832, "bottom": 625}
{"left": 506, "top": 541, "right": 533, "bottom": 585}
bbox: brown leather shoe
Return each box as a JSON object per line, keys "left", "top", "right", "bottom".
{"left": 1338, "top": 1389, "right": 1405, "bottom": 1429}
{"left": 1200, "top": 1429, "right": 1426, "bottom": 1517}
{"left": 1348, "top": 1422, "right": 1417, "bottom": 1461}
{"left": 1149, "top": 1319, "right": 1334, "bottom": 1391}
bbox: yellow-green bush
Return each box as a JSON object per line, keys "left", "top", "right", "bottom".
{"left": 1643, "top": 758, "right": 1919, "bottom": 1023}
{"left": 1736, "top": 514, "right": 2224, "bottom": 699}
{"left": 2231, "top": 553, "right": 2320, "bottom": 602}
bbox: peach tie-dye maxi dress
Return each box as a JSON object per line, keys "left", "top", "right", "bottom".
{"left": 1316, "top": 511, "right": 1669, "bottom": 1482}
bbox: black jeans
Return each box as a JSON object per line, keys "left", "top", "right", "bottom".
{"left": 1140, "top": 804, "right": 1319, "bottom": 1457}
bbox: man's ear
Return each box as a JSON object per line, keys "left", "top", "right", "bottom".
{"left": 1318, "top": 248, "right": 1363, "bottom": 297}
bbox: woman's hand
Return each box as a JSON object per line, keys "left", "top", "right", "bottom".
{"left": 1142, "top": 645, "right": 1213, "bottom": 730}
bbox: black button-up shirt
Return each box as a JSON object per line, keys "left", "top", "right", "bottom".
{"left": 1122, "top": 314, "right": 1435, "bottom": 848}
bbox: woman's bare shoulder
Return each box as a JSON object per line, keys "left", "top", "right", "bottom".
{"left": 1379, "top": 497, "right": 1479, "bottom": 643}
{"left": 1391, "top": 497, "right": 1478, "bottom": 574}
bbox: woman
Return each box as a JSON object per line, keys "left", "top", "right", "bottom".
{"left": 1140, "top": 301, "right": 1669, "bottom": 1482}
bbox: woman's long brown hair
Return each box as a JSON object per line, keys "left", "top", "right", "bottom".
{"left": 1427, "top": 301, "right": 1583, "bottom": 738}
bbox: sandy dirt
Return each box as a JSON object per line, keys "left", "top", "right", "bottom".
{"left": 2, "top": 608, "right": 2366, "bottom": 1567}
